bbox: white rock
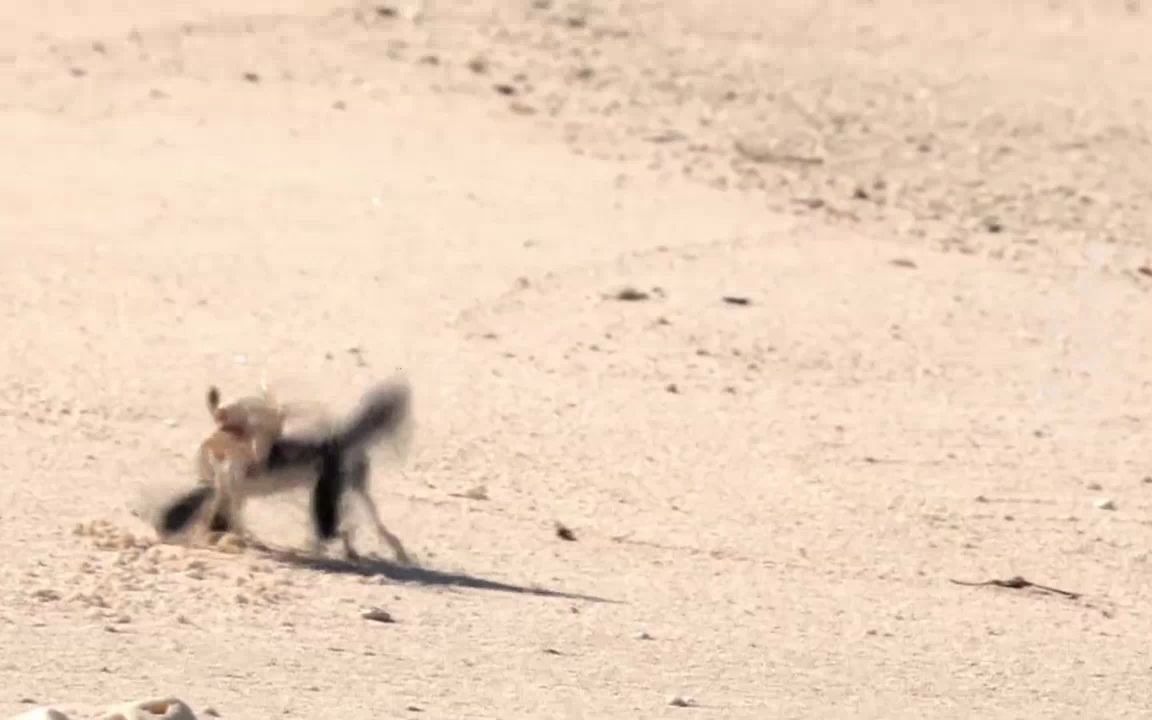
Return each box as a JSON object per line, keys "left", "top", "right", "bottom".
{"left": 100, "top": 698, "right": 197, "bottom": 720}
{"left": 1093, "top": 497, "right": 1117, "bottom": 511}
{"left": 7, "top": 709, "right": 71, "bottom": 720}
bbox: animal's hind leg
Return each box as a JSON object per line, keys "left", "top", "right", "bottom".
{"left": 357, "top": 490, "right": 412, "bottom": 565}
{"left": 340, "top": 529, "right": 361, "bottom": 562}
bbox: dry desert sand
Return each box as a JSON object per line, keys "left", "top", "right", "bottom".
{"left": 2, "top": 0, "right": 1152, "bottom": 718}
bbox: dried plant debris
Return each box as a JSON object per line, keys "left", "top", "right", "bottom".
{"left": 450, "top": 485, "right": 489, "bottom": 501}
{"left": 949, "top": 575, "right": 1081, "bottom": 600}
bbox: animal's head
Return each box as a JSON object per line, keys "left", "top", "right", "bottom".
{"left": 205, "top": 381, "right": 287, "bottom": 438}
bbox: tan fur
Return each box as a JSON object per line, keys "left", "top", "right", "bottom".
{"left": 192, "top": 383, "right": 288, "bottom": 545}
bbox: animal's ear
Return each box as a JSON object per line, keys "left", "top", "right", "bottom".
{"left": 259, "top": 372, "right": 279, "bottom": 408}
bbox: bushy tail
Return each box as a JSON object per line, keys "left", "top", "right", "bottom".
{"left": 157, "top": 484, "right": 216, "bottom": 536}
{"left": 308, "top": 378, "right": 412, "bottom": 540}
{"left": 331, "top": 378, "right": 412, "bottom": 455}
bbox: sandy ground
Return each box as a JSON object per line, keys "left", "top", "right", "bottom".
{"left": 2, "top": 0, "right": 1152, "bottom": 718}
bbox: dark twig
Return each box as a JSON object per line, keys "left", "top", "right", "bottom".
{"left": 949, "top": 575, "right": 1081, "bottom": 600}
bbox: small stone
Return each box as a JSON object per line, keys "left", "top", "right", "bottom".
{"left": 9, "top": 709, "right": 70, "bottom": 720}
{"left": 362, "top": 607, "right": 396, "bottom": 623}
{"left": 1094, "top": 497, "right": 1117, "bottom": 511}
{"left": 242, "top": 72, "right": 260, "bottom": 83}
{"left": 32, "top": 588, "right": 61, "bottom": 601}
{"left": 669, "top": 696, "right": 697, "bottom": 708}
{"left": 459, "top": 485, "right": 488, "bottom": 501}
{"left": 734, "top": 134, "right": 823, "bottom": 165}
{"left": 100, "top": 697, "right": 196, "bottom": 720}
{"left": 554, "top": 522, "right": 576, "bottom": 541}
{"left": 613, "top": 286, "right": 649, "bottom": 301}
{"left": 635, "top": 630, "right": 654, "bottom": 640}
{"left": 1086, "top": 482, "right": 1102, "bottom": 491}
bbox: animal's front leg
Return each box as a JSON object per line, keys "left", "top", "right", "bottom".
{"left": 208, "top": 468, "right": 260, "bottom": 550}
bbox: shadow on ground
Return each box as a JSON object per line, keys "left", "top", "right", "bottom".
{"left": 263, "top": 548, "right": 620, "bottom": 604}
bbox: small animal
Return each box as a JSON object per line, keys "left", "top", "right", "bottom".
{"left": 159, "top": 379, "right": 414, "bottom": 563}
{"left": 193, "top": 382, "right": 291, "bottom": 541}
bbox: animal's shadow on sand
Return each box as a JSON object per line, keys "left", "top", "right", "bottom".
{"left": 262, "top": 548, "right": 620, "bottom": 604}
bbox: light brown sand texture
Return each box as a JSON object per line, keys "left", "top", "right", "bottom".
{"left": 2, "top": 1, "right": 1152, "bottom": 718}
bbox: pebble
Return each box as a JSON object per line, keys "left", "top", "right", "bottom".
{"left": 362, "top": 607, "right": 396, "bottom": 623}
{"left": 1094, "top": 497, "right": 1117, "bottom": 511}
